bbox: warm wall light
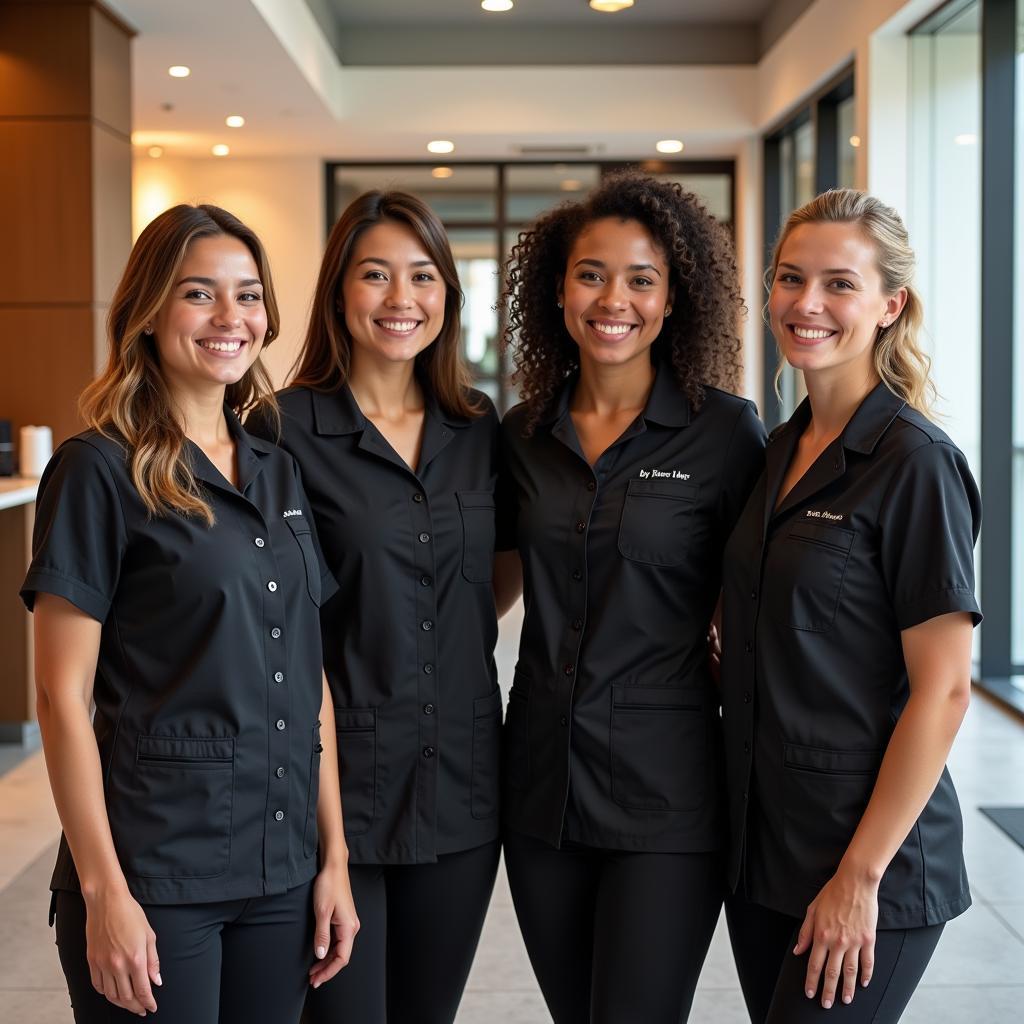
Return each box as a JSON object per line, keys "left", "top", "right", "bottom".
{"left": 212, "top": 144, "right": 230, "bottom": 157}
{"left": 225, "top": 115, "right": 245, "bottom": 128}
{"left": 656, "top": 139, "right": 684, "bottom": 154}
{"left": 954, "top": 133, "right": 978, "bottom": 146}
{"left": 849, "top": 135, "right": 861, "bottom": 148}
{"left": 560, "top": 179, "right": 582, "bottom": 191}
{"left": 432, "top": 167, "right": 454, "bottom": 179}
{"left": 481, "top": 0, "right": 514, "bottom": 10}
{"left": 147, "top": 146, "right": 164, "bottom": 158}
{"left": 427, "top": 140, "right": 455, "bottom": 154}
{"left": 589, "top": 1, "right": 634, "bottom": 11}
{"left": 168, "top": 65, "right": 191, "bottom": 78}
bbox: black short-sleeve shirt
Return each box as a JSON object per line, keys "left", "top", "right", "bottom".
{"left": 247, "top": 385, "right": 502, "bottom": 864}
{"left": 499, "top": 363, "right": 766, "bottom": 852}
{"left": 21, "top": 410, "right": 336, "bottom": 904}
{"left": 721, "top": 382, "right": 981, "bottom": 928}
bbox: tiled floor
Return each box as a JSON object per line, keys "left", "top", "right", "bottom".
{"left": 2, "top": 603, "right": 1022, "bottom": 1022}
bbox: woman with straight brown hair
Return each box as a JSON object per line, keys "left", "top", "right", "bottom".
{"left": 22, "top": 203, "right": 358, "bottom": 1024}
{"left": 248, "top": 190, "right": 507, "bottom": 1024}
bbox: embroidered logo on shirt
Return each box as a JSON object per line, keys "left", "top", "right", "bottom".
{"left": 282, "top": 509, "right": 303, "bottom": 518}
{"left": 638, "top": 468, "right": 691, "bottom": 480}
{"left": 805, "top": 509, "right": 844, "bottom": 521}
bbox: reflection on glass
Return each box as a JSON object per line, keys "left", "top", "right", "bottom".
{"left": 837, "top": 95, "right": 857, "bottom": 188}
{"left": 505, "top": 165, "right": 601, "bottom": 222}
{"left": 333, "top": 165, "right": 498, "bottom": 223}
{"left": 795, "top": 120, "right": 815, "bottom": 207}
{"left": 446, "top": 228, "right": 502, "bottom": 390}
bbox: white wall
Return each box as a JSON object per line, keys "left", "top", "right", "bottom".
{"left": 132, "top": 156, "right": 324, "bottom": 388}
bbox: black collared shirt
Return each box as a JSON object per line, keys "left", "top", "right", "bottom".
{"left": 247, "top": 385, "right": 502, "bottom": 864}
{"left": 721, "top": 382, "right": 981, "bottom": 928}
{"left": 21, "top": 410, "right": 335, "bottom": 904}
{"left": 498, "top": 364, "right": 766, "bottom": 852}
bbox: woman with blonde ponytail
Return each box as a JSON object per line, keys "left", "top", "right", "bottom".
{"left": 21, "top": 204, "right": 357, "bottom": 1023}
{"left": 720, "top": 190, "right": 980, "bottom": 1022}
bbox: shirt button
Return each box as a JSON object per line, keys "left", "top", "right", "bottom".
{"left": 276, "top": 719, "right": 286, "bottom": 731}
{"left": 421, "top": 619, "right": 433, "bottom": 631}
{"left": 586, "top": 481, "right": 596, "bottom": 492}
{"left": 572, "top": 569, "right": 583, "bottom": 581}
{"left": 275, "top": 766, "right": 285, "bottom": 778}
{"left": 563, "top": 663, "right": 574, "bottom": 676}
{"left": 274, "top": 671, "right": 284, "bottom": 683}
{"left": 413, "top": 492, "right": 424, "bottom": 503}
{"left": 744, "top": 641, "right": 752, "bottom": 653}
{"left": 743, "top": 741, "right": 751, "bottom": 754}
{"left": 575, "top": 520, "right": 586, "bottom": 534}
{"left": 418, "top": 532, "right": 431, "bottom": 543}
{"left": 743, "top": 691, "right": 752, "bottom": 704}
{"left": 274, "top": 810, "right": 285, "bottom": 821}
{"left": 254, "top": 537, "right": 265, "bottom": 548}
{"left": 423, "top": 703, "right": 435, "bottom": 715}
{"left": 560, "top": 715, "right": 568, "bottom": 727}
{"left": 268, "top": 581, "right": 278, "bottom": 593}
{"left": 271, "top": 627, "right": 282, "bottom": 639}
{"left": 422, "top": 746, "right": 435, "bottom": 758}
{"left": 750, "top": 589, "right": 757, "bottom": 600}
{"left": 420, "top": 575, "right": 432, "bottom": 587}
{"left": 423, "top": 663, "right": 434, "bottom": 674}
{"left": 571, "top": 617, "right": 583, "bottom": 631}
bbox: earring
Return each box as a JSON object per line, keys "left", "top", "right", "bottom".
{"left": 143, "top": 326, "right": 153, "bottom": 335}
{"left": 557, "top": 301, "right": 563, "bottom": 309}
{"left": 879, "top": 319, "right": 890, "bottom": 328}
{"left": 664, "top": 306, "right": 672, "bottom": 316}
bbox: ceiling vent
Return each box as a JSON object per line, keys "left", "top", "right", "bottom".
{"left": 510, "top": 144, "right": 600, "bottom": 156}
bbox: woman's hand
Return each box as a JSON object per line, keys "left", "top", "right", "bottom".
{"left": 309, "top": 860, "right": 360, "bottom": 989}
{"left": 84, "top": 885, "right": 160, "bottom": 1016}
{"left": 794, "top": 867, "right": 878, "bottom": 1009}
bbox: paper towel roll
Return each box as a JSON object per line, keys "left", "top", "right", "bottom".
{"left": 19, "top": 425, "right": 53, "bottom": 477}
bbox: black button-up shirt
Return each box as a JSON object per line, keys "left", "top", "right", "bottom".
{"left": 721, "top": 382, "right": 981, "bottom": 928}
{"left": 248, "top": 385, "right": 502, "bottom": 864}
{"left": 499, "top": 364, "right": 766, "bottom": 852}
{"left": 21, "top": 411, "right": 335, "bottom": 904}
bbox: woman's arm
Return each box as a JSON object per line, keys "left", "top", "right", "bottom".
{"left": 796, "top": 611, "right": 973, "bottom": 1009}
{"left": 309, "top": 673, "right": 360, "bottom": 988}
{"left": 493, "top": 550, "right": 523, "bottom": 619}
{"left": 34, "top": 593, "right": 160, "bottom": 1017}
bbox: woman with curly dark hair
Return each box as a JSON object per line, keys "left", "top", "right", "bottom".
{"left": 494, "top": 172, "right": 766, "bottom": 1022}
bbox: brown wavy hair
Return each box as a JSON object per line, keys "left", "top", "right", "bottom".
{"left": 500, "top": 171, "right": 745, "bottom": 433}
{"left": 768, "top": 188, "right": 935, "bottom": 414}
{"left": 289, "top": 190, "right": 481, "bottom": 418}
{"left": 80, "top": 204, "right": 280, "bottom": 525}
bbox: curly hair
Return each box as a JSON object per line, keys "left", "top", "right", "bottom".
{"left": 500, "top": 171, "right": 745, "bottom": 433}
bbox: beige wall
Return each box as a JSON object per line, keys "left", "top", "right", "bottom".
{"left": 132, "top": 155, "right": 324, "bottom": 388}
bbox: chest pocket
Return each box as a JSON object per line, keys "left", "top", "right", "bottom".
{"left": 285, "top": 517, "right": 322, "bottom": 606}
{"left": 617, "top": 478, "right": 698, "bottom": 566}
{"left": 771, "top": 521, "right": 855, "bottom": 632}
{"left": 457, "top": 490, "right": 496, "bottom": 583}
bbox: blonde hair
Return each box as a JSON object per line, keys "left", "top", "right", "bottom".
{"left": 767, "top": 189, "right": 935, "bottom": 414}
{"left": 80, "top": 204, "right": 280, "bottom": 525}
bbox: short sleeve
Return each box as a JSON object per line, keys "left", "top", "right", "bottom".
{"left": 21, "top": 439, "right": 128, "bottom": 622}
{"left": 495, "top": 416, "right": 520, "bottom": 552}
{"left": 717, "top": 400, "right": 767, "bottom": 541}
{"left": 879, "top": 441, "right": 982, "bottom": 630}
{"left": 290, "top": 458, "right": 339, "bottom": 605}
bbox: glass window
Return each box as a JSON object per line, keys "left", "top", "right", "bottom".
{"left": 505, "top": 164, "right": 600, "bottom": 223}
{"left": 836, "top": 94, "right": 857, "bottom": 188}
{"left": 332, "top": 165, "right": 498, "bottom": 223}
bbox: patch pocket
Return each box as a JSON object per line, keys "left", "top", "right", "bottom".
{"left": 122, "top": 736, "right": 235, "bottom": 878}
{"left": 471, "top": 688, "right": 503, "bottom": 820}
{"left": 303, "top": 722, "right": 323, "bottom": 858}
{"left": 617, "top": 478, "right": 698, "bottom": 566}
{"left": 773, "top": 521, "right": 854, "bottom": 632}
{"left": 609, "top": 686, "right": 706, "bottom": 811}
{"left": 503, "top": 673, "right": 530, "bottom": 790}
{"left": 335, "top": 708, "right": 376, "bottom": 836}
{"left": 285, "top": 517, "right": 322, "bottom": 607}
{"left": 457, "top": 490, "right": 496, "bottom": 583}
{"left": 782, "top": 743, "right": 882, "bottom": 886}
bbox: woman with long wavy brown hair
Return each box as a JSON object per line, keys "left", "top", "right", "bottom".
{"left": 21, "top": 203, "right": 357, "bottom": 1024}
{"left": 495, "top": 171, "right": 766, "bottom": 1023}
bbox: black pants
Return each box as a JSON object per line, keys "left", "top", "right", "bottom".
{"left": 55, "top": 880, "right": 314, "bottom": 1024}
{"left": 725, "top": 894, "right": 945, "bottom": 1023}
{"left": 304, "top": 840, "right": 499, "bottom": 1024}
{"left": 503, "top": 829, "right": 723, "bottom": 1024}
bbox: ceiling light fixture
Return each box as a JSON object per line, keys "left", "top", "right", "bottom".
{"left": 225, "top": 115, "right": 245, "bottom": 128}
{"left": 954, "top": 133, "right": 978, "bottom": 146}
{"left": 212, "top": 144, "right": 230, "bottom": 157}
{"left": 560, "top": 179, "right": 582, "bottom": 191}
{"left": 432, "top": 167, "right": 454, "bottom": 179}
{"left": 427, "top": 140, "right": 455, "bottom": 154}
{"left": 849, "top": 135, "right": 861, "bottom": 148}
{"left": 589, "top": 1, "right": 634, "bottom": 12}
{"left": 148, "top": 146, "right": 164, "bottom": 158}
{"left": 656, "top": 139, "right": 684, "bottom": 154}
{"left": 168, "top": 65, "right": 191, "bottom": 78}
{"left": 481, "top": 0, "right": 514, "bottom": 10}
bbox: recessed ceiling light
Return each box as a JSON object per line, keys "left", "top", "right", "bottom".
{"left": 954, "top": 133, "right": 978, "bottom": 146}
{"left": 481, "top": 0, "right": 514, "bottom": 10}
{"left": 560, "top": 179, "right": 582, "bottom": 191}
{"left": 589, "top": 0, "right": 634, "bottom": 11}
{"left": 212, "top": 144, "right": 230, "bottom": 157}
{"left": 168, "top": 65, "right": 191, "bottom": 78}
{"left": 432, "top": 167, "right": 454, "bottom": 179}
{"left": 427, "top": 140, "right": 455, "bottom": 154}
{"left": 656, "top": 139, "right": 684, "bottom": 154}
{"left": 147, "top": 146, "right": 164, "bottom": 158}
{"left": 225, "top": 115, "right": 245, "bottom": 128}
{"left": 849, "top": 135, "right": 861, "bottom": 148}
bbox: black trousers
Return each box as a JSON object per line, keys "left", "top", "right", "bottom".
{"left": 303, "top": 840, "right": 499, "bottom": 1024}
{"left": 503, "top": 829, "right": 723, "bottom": 1024}
{"left": 725, "top": 894, "right": 944, "bottom": 1023}
{"left": 54, "top": 880, "right": 314, "bottom": 1024}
